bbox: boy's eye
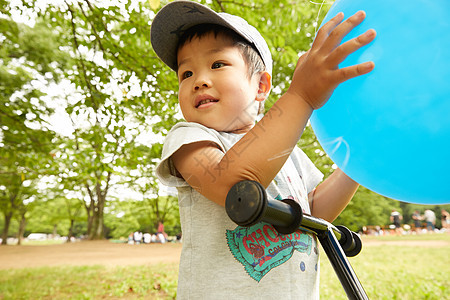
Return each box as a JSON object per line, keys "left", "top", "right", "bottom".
{"left": 182, "top": 70, "right": 193, "bottom": 80}
{"left": 212, "top": 62, "right": 225, "bottom": 69}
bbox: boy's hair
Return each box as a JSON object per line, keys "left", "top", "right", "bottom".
{"left": 177, "top": 24, "right": 267, "bottom": 114}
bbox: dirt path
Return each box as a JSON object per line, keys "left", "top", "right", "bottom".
{"left": 0, "top": 241, "right": 182, "bottom": 270}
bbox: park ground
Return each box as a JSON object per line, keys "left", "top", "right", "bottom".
{"left": 0, "top": 235, "right": 448, "bottom": 270}
{"left": 0, "top": 235, "right": 449, "bottom": 299}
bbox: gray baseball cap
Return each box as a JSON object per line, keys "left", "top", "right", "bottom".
{"left": 150, "top": 1, "right": 272, "bottom": 75}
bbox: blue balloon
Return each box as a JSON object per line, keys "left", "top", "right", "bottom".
{"left": 310, "top": 0, "right": 450, "bottom": 204}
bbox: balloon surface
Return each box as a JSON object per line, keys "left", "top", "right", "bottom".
{"left": 310, "top": 0, "right": 450, "bottom": 204}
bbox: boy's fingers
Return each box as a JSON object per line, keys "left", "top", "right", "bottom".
{"left": 327, "top": 29, "right": 376, "bottom": 66}
{"left": 312, "top": 12, "right": 344, "bottom": 48}
{"left": 334, "top": 61, "right": 375, "bottom": 83}
{"left": 320, "top": 10, "right": 367, "bottom": 54}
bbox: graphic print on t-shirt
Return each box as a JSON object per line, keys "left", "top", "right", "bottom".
{"left": 226, "top": 222, "right": 313, "bottom": 282}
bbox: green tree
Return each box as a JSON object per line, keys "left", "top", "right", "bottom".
{"left": 2, "top": 0, "right": 177, "bottom": 240}
{"left": 105, "top": 195, "right": 179, "bottom": 239}
{"left": 26, "top": 0, "right": 177, "bottom": 239}
{"left": 333, "top": 187, "right": 399, "bottom": 232}
{"left": 26, "top": 195, "right": 85, "bottom": 238}
{"left": 0, "top": 13, "right": 67, "bottom": 244}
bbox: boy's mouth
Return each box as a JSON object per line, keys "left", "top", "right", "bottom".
{"left": 196, "top": 99, "right": 219, "bottom": 108}
{"left": 195, "top": 95, "right": 219, "bottom": 108}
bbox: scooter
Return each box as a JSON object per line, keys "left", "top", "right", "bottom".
{"left": 226, "top": 180, "right": 369, "bottom": 300}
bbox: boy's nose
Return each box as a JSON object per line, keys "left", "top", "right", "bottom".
{"left": 194, "top": 83, "right": 208, "bottom": 91}
{"left": 194, "top": 76, "right": 211, "bottom": 91}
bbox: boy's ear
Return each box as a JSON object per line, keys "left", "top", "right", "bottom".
{"left": 256, "top": 71, "right": 272, "bottom": 102}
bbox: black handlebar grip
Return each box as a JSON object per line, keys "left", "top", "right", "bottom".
{"left": 336, "top": 225, "right": 362, "bottom": 257}
{"left": 335, "top": 225, "right": 362, "bottom": 257}
{"left": 225, "top": 180, "right": 303, "bottom": 234}
{"left": 225, "top": 180, "right": 267, "bottom": 227}
{"left": 336, "top": 225, "right": 353, "bottom": 250}
{"left": 347, "top": 231, "right": 363, "bottom": 257}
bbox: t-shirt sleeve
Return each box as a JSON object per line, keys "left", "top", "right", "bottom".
{"left": 155, "top": 122, "right": 225, "bottom": 187}
{"left": 292, "top": 147, "right": 324, "bottom": 193}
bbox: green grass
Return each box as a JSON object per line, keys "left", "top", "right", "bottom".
{"left": 0, "top": 235, "right": 449, "bottom": 299}
{"left": 0, "top": 263, "right": 178, "bottom": 299}
{"left": 362, "top": 232, "right": 450, "bottom": 242}
{"left": 320, "top": 234, "right": 450, "bottom": 299}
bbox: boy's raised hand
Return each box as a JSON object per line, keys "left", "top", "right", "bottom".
{"left": 287, "top": 11, "right": 376, "bottom": 110}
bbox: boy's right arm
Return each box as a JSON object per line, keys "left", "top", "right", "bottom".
{"left": 172, "top": 11, "right": 376, "bottom": 207}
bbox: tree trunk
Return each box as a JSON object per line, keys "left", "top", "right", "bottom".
{"left": 87, "top": 205, "right": 104, "bottom": 240}
{"left": 17, "top": 212, "right": 27, "bottom": 245}
{"left": 86, "top": 198, "right": 94, "bottom": 238}
{"left": 67, "top": 219, "right": 75, "bottom": 242}
{"left": 88, "top": 203, "right": 104, "bottom": 240}
{"left": 52, "top": 224, "right": 58, "bottom": 237}
{"left": 85, "top": 179, "right": 109, "bottom": 240}
{"left": 88, "top": 215, "right": 103, "bottom": 240}
{"left": 1, "top": 211, "right": 13, "bottom": 245}
{"left": 93, "top": 210, "right": 104, "bottom": 239}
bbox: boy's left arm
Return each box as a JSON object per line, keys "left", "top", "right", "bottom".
{"left": 309, "top": 168, "right": 359, "bottom": 222}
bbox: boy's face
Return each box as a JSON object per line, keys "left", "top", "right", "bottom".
{"left": 177, "top": 32, "right": 262, "bottom": 133}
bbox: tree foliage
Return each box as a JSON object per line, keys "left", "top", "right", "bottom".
{"left": 0, "top": 10, "right": 65, "bottom": 244}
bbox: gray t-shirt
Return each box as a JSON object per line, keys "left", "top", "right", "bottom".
{"left": 156, "top": 122, "right": 323, "bottom": 299}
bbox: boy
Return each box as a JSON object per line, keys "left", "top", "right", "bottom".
{"left": 152, "top": 1, "right": 376, "bottom": 298}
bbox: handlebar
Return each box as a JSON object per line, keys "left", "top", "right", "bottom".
{"left": 225, "top": 180, "right": 368, "bottom": 299}
{"left": 225, "top": 180, "right": 362, "bottom": 257}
